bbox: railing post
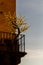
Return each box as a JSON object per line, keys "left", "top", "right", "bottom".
{"left": 24, "top": 35, "right": 25, "bottom": 52}
{"left": 20, "top": 35, "right": 23, "bottom": 52}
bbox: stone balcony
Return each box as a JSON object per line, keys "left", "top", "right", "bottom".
{"left": 0, "top": 32, "right": 27, "bottom": 64}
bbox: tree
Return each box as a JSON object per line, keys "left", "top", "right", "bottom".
{"left": 4, "top": 12, "right": 29, "bottom": 39}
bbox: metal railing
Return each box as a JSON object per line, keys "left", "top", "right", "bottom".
{"left": 0, "top": 32, "right": 25, "bottom": 52}
{"left": 18, "top": 34, "right": 25, "bottom": 52}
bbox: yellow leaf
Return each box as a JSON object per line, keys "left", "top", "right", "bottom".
{"left": 4, "top": 11, "right": 29, "bottom": 33}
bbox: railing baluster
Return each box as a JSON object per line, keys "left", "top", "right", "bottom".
{"left": 2, "top": 32, "right": 3, "bottom": 39}
{"left": 21, "top": 35, "right": 22, "bottom": 52}
{"left": 0, "top": 32, "right": 1, "bottom": 39}
{"left": 2, "top": 33, "right": 4, "bottom": 44}
{"left": 8, "top": 33, "right": 9, "bottom": 39}
{"left": 4, "top": 32, "right": 6, "bottom": 39}
{"left": 24, "top": 35, "right": 25, "bottom": 52}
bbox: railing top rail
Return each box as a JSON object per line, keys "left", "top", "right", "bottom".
{"left": 0, "top": 31, "right": 25, "bottom": 35}
{"left": 0, "top": 31, "right": 25, "bottom": 40}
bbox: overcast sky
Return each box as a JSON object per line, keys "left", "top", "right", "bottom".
{"left": 17, "top": 0, "right": 43, "bottom": 65}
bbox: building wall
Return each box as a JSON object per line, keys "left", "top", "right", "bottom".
{"left": 0, "top": 0, "right": 18, "bottom": 65}
{"left": 0, "top": 0, "right": 16, "bottom": 32}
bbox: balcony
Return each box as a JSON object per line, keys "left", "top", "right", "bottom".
{"left": 0, "top": 32, "right": 27, "bottom": 64}
{"left": 0, "top": 32, "right": 26, "bottom": 53}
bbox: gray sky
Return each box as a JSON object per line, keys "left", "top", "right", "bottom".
{"left": 17, "top": 0, "right": 43, "bottom": 65}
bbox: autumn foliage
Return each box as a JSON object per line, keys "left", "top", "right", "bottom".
{"left": 4, "top": 12, "right": 29, "bottom": 35}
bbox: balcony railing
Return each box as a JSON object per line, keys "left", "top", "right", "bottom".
{"left": 18, "top": 34, "right": 25, "bottom": 52}
{"left": 0, "top": 32, "right": 25, "bottom": 52}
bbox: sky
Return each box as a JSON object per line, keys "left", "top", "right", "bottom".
{"left": 17, "top": 0, "right": 43, "bottom": 65}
